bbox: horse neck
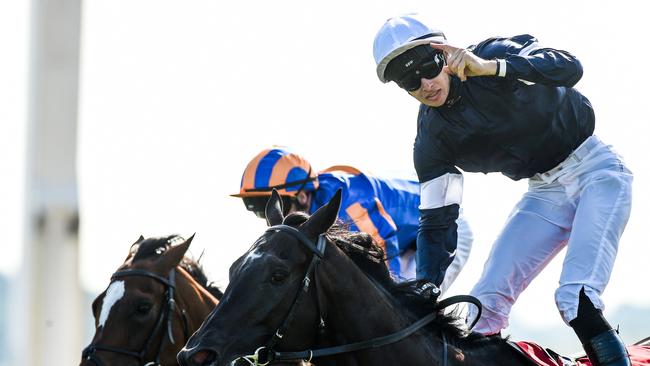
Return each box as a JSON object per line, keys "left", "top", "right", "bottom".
{"left": 317, "top": 250, "right": 524, "bottom": 366}
{"left": 175, "top": 267, "right": 218, "bottom": 331}
{"left": 317, "top": 248, "right": 443, "bottom": 366}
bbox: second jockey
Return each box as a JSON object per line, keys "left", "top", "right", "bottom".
{"left": 232, "top": 146, "right": 474, "bottom": 294}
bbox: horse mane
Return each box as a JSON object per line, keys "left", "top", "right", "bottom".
{"left": 282, "top": 212, "right": 467, "bottom": 340}
{"left": 132, "top": 235, "right": 223, "bottom": 300}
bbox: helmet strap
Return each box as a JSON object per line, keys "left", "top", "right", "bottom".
{"left": 292, "top": 167, "right": 313, "bottom": 198}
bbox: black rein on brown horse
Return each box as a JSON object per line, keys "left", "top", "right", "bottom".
{"left": 82, "top": 268, "right": 190, "bottom": 366}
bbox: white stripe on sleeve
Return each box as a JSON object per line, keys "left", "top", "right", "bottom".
{"left": 419, "top": 173, "right": 464, "bottom": 210}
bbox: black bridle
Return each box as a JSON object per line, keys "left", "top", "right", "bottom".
{"left": 82, "top": 268, "right": 190, "bottom": 366}
{"left": 237, "top": 224, "right": 482, "bottom": 366}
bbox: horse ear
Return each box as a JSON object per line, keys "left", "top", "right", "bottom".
{"left": 126, "top": 235, "right": 146, "bottom": 259}
{"left": 265, "top": 189, "right": 284, "bottom": 226}
{"left": 158, "top": 234, "right": 194, "bottom": 270}
{"left": 301, "top": 189, "right": 341, "bottom": 238}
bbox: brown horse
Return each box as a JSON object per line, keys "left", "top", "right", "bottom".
{"left": 81, "top": 234, "right": 221, "bottom": 366}
{"left": 178, "top": 190, "right": 648, "bottom": 366}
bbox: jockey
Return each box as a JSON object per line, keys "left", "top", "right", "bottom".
{"left": 373, "top": 14, "right": 633, "bottom": 366}
{"left": 232, "top": 146, "right": 474, "bottom": 293}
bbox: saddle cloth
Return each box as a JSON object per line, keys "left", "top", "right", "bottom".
{"left": 509, "top": 341, "right": 650, "bottom": 366}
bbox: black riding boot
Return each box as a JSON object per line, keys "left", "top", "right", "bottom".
{"left": 569, "top": 288, "right": 631, "bottom": 366}
{"left": 583, "top": 329, "right": 631, "bottom": 366}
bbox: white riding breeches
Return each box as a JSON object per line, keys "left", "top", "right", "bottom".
{"left": 440, "top": 213, "right": 474, "bottom": 294}
{"left": 467, "top": 136, "right": 633, "bottom": 335}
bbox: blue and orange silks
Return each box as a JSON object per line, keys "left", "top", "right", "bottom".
{"left": 310, "top": 166, "right": 421, "bottom": 277}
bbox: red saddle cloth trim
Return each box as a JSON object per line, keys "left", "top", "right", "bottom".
{"left": 514, "top": 341, "right": 650, "bottom": 366}
{"left": 514, "top": 341, "right": 565, "bottom": 366}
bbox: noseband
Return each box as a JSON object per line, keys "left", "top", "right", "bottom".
{"left": 82, "top": 268, "right": 190, "bottom": 366}
{"left": 236, "top": 224, "right": 483, "bottom": 366}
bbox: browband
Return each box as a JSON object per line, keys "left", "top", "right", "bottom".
{"left": 266, "top": 225, "right": 325, "bottom": 258}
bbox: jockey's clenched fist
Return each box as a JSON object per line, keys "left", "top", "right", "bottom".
{"left": 430, "top": 43, "right": 497, "bottom": 81}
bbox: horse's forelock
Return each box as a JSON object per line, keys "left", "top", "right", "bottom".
{"left": 282, "top": 211, "right": 310, "bottom": 226}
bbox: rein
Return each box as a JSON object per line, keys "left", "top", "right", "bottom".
{"left": 82, "top": 268, "right": 190, "bottom": 366}
{"left": 236, "top": 224, "right": 482, "bottom": 366}
{"left": 263, "top": 225, "right": 327, "bottom": 353}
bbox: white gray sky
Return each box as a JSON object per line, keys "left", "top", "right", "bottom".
{"left": 1, "top": 0, "right": 649, "bottom": 354}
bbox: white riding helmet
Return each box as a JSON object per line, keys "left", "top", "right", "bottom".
{"left": 373, "top": 14, "right": 446, "bottom": 83}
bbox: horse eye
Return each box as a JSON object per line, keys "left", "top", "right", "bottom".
{"left": 135, "top": 303, "right": 152, "bottom": 316}
{"left": 270, "top": 271, "right": 288, "bottom": 284}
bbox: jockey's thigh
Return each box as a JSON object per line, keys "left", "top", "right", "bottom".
{"left": 468, "top": 184, "right": 574, "bottom": 335}
{"left": 440, "top": 213, "right": 474, "bottom": 294}
{"left": 555, "top": 145, "right": 633, "bottom": 324}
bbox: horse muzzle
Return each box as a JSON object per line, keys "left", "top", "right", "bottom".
{"left": 177, "top": 346, "right": 221, "bottom": 366}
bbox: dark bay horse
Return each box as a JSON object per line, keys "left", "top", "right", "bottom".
{"left": 81, "top": 234, "right": 221, "bottom": 366}
{"left": 178, "top": 190, "right": 534, "bottom": 366}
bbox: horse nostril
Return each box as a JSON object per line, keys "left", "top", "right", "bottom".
{"left": 192, "top": 349, "right": 218, "bottom": 366}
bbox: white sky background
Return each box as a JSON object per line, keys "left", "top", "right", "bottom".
{"left": 1, "top": 0, "right": 649, "bottom": 351}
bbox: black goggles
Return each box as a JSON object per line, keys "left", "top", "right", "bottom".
{"left": 242, "top": 196, "right": 294, "bottom": 219}
{"left": 385, "top": 45, "right": 445, "bottom": 92}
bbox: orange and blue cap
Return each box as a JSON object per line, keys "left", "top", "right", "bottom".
{"left": 231, "top": 147, "right": 319, "bottom": 197}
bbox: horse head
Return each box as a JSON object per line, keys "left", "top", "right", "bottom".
{"left": 178, "top": 189, "right": 343, "bottom": 366}
{"left": 81, "top": 234, "right": 219, "bottom": 366}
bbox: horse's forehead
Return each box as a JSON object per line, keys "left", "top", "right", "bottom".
{"left": 237, "top": 246, "right": 274, "bottom": 273}
{"left": 123, "top": 260, "right": 168, "bottom": 280}
{"left": 250, "top": 233, "right": 304, "bottom": 259}
{"left": 265, "top": 230, "right": 309, "bottom": 249}
{"left": 234, "top": 236, "right": 299, "bottom": 276}
{"left": 98, "top": 280, "right": 125, "bottom": 328}
{"left": 242, "top": 248, "right": 264, "bottom": 266}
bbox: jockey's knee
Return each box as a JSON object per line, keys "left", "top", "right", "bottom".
{"left": 468, "top": 292, "right": 514, "bottom": 335}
